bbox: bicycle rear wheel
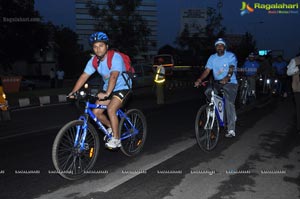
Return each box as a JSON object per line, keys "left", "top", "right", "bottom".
{"left": 52, "top": 120, "right": 99, "bottom": 180}
{"left": 119, "top": 109, "right": 147, "bottom": 157}
{"left": 195, "top": 104, "right": 220, "bottom": 152}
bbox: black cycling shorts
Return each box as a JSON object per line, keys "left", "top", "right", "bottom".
{"left": 110, "top": 89, "right": 131, "bottom": 102}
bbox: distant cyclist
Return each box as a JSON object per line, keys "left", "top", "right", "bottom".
{"left": 242, "top": 52, "right": 260, "bottom": 97}
{"left": 195, "top": 38, "right": 238, "bottom": 138}
{"left": 68, "top": 31, "right": 132, "bottom": 149}
{"left": 272, "top": 55, "right": 288, "bottom": 97}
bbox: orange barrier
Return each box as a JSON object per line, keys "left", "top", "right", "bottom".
{"left": 0, "top": 76, "right": 22, "bottom": 93}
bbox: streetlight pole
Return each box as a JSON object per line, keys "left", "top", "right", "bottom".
{"left": 217, "top": 0, "right": 223, "bottom": 33}
{"left": 248, "top": 21, "right": 264, "bottom": 51}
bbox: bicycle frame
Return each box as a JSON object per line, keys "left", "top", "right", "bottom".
{"left": 204, "top": 89, "right": 226, "bottom": 130}
{"left": 74, "top": 100, "right": 137, "bottom": 151}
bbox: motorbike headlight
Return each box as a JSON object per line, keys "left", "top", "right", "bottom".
{"left": 267, "top": 79, "right": 270, "bottom": 84}
{"left": 274, "top": 79, "right": 278, "bottom": 83}
{"left": 2, "top": 93, "right": 6, "bottom": 100}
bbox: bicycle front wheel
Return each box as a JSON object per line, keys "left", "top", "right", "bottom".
{"left": 239, "top": 87, "right": 248, "bottom": 105}
{"left": 195, "top": 104, "right": 220, "bottom": 152}
{"left": 119, "top": 109, "right": 147, "bottom": 157}
{"left": 52, "top": 120, "right": 100, "bottom": 180}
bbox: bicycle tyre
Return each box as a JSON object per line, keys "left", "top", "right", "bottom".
{"left": 119, "top": 109, "right": 147, "bottom": 157}
{"left": 52, "top": 120, "right": 100, "bottom": 180}
{"left": 195, "top": 104, "right": 220, "bottom": 152}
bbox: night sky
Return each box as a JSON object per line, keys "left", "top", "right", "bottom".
{"left": 35, "top": 0, "right": 300, "bottom": 59}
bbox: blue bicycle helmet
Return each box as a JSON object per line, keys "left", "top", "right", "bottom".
{"left": 89, "top": 32, "right": 109, "bottom": 45}
{"left": 214, "top": 38, "right": 226, "bottom": 47}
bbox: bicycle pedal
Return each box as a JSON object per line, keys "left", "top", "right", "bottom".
{"left": 106, "top": 146, "right": 119, "bottom": 151}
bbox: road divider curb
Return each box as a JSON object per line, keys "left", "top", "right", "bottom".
{"left": 18, "top": 98, "right": 30, "bottom": 107}
{"left": 58, "top": 94, "right": 67, "bottom": 103}
{"left": 16, "top": 95, "right": 68, "bottom": 109}
{"left": 39, "top": 96, "right": 50, "bottom": 105}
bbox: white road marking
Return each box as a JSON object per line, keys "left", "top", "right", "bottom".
{"left": 34, "top": 137, "right": 196, "bottom": 199}
{"left": 0, "top": 126, "right": 62, "bottom": 140}
{"left": 164, "top": 99, "right": 299, "bottom": 199}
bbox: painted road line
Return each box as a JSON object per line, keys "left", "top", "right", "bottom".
{"left": 0, "top": 125, "right": 63, "bottom": 140}
{"left": 34, "top": 137, "right": 196, "bottom": 199}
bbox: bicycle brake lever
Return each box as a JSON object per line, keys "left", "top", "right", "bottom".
{"left": 201, "top": 81, "right": 208, "bottom": 87}
{"left": 98, "top": 96, "right": 109, "bottom": 101}
{"left": 67, "top": 92, "right": 78, "bottom": 100}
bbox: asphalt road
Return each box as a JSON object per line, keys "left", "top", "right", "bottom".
{"left": 0, "top": 94, "right": 299, "bottom": 199}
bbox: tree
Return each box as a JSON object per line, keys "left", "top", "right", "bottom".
{"left": 158, "top": 45, "right": 177, "bottom": 55}
{"left": 0, "top": 0, "right": 49, "bottom": 71}
{"left": 234, "top": 32, "right": 257, "bottom": 64}
{"left": 174, "top": 7, "right": 226, "bottom": 65}
{"left": 176, "top": 24, "right": 190, "bottom": 50}
{"left": 52, "top": 25, "right": 89, "bottom": 78}
{"left": 87, "top": 0, "right": 151, "bottom": 59}
{"left": 205, "top": 7, "right": 226, "bottom": 44}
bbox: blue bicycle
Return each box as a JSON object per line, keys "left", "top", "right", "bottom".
{"left": 195, "top": 81, "right": 226, "bottom": 152}
{"left": 52, "top": 85, "right": 147, "bottom": 180}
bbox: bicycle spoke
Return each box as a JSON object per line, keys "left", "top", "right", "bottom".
{"left": 52, "top": 120, "right": 99, "bottom": 180}
{"left": 206, "top": 130, "right": 211, "bottom": 150}
{"left": 57, "top": 146, "right": 72, "bottom": 156}
{"left": 195, "top": 105, "right": 219, "bottom": 152}
{"left": 60, "top": 153, "right": 74, "bottom": 171}
{"left": 66, "top": 128, "right": 76, "bottom": 144}
{"left": 59, "top": 139, "right": 73, "bottom": 149}
{"left": 198, "top": 134, "right": 206, "bottom": 142}
{"left": 124, "top": 139, "right": 135, "bottom": 153}
{"left": 69, "top": 157, "right": 77, "bottom": 174}
{"left": 120, "top": 109, "right": 146, "bottom": 157}
{"left": 78, "top": 157, "right": 83, "bottom": 174}
{"left": 132, "top": 113, "right": 138, "bottom": 125}
{"left": 57, "top": 149, "right": 72, "bottom": 157}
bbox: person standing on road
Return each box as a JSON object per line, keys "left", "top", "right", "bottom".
{"left": 49, "top": 68, "right": 56, "bottom": 88}
{"left": 56, "top": 67, "right": 65, "bottom": 88}
{"left": 154, "top": 57, "right": 166, "bottom": 105}
{"left": 194, "top": 38, "right": 238, "bottom": 138}
{"left": 287, "top": 53, "right": 300, "bottom": 133}
{"left": 68, "top": 31, "right": 132, "bottom": 149}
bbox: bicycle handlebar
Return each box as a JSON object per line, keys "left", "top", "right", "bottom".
{"left": 67, "top": 90, "right": 108, "bottom": 101}
{"left": 194, "top": 81, "right": 208, "bottom": 88}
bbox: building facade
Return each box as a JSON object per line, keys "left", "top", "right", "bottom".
{"left": 75, "top": 0, "right": 157, "bottom": 62}
{"left": 180, "top": 8, "right": 207, "bottom": 37}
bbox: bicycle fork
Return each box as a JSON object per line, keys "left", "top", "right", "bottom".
{"left": 204, "top": 105, "right": 215, "bottom": 130}
{"left": 74, "top": 115, "right": 89, "bottom": 152}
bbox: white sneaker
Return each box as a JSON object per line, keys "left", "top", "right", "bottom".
{"left": 105, "top": 137, "right": 121, "bottom": 149}
{"left": 103, "top": 128, "right": 112, "bottom": 141}
{"left": 225, "top": 130, "right": 236, "bottom": 138}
